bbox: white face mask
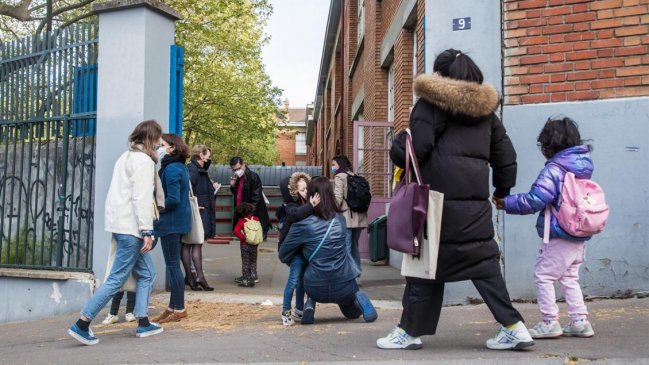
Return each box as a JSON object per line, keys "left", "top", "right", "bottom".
{"left": 157, "top": 146, "right": 167, "bottom": 161}
{"left": 235, "top": 168, "right": 244, "bottom": 178}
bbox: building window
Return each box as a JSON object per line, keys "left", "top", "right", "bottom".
{"left": 357, "top": 0, "right": 365, "bottom": 44}
{"left": 296, "top": 132, "right": 307, "bottom": 154}
{"left": 388, "top": 64, "right": 394, "bottom": 122}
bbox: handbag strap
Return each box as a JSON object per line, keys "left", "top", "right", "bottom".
{"left": 186, "top": 166, "right": 195, "bottom": 197}
{"left": 307, "top": 218, "right": 336, "bottom": 262}
{"left": 405, "top": 129, "right": 424, "bottom": 185}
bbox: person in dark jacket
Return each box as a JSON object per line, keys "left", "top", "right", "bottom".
{"left": 184, "top": 145, "right": 220, "bottom": 291}
{"left": 153, "top": 134, "right": 192, "bottom": 324}
{"left": 276, "top": 173, "right": 321, "bottom": 326}
{"left": 377, "top": 49, "right": 533, "bottom": 351}
{"left": 230, "top": 157, "right": 270, "bottom": 284}
{"left": 279, "top": 176, "right": 377, "bottom": 325}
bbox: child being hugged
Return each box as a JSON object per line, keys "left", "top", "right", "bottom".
{"left": 233, "top": 203, "right": 261, "bottom": 288}
{"left": 493, "top": 116, "right": 595, "bottom": 339}
{"left": 276, "top": 172, "right": 320, "bottom": 326}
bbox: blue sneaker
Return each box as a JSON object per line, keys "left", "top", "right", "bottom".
{"left": 355, "top": 291, "right": 378, "bottom": 322}
{"left": 136, "top": 323, "right": 164, "bottom": 338}
{"left": 301, "top": 298, "right": 315, "bottom": 325}
{"left": 68, "top": 323, "right": 99, "bottom": 345}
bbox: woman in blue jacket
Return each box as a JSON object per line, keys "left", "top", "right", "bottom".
{"left": 153, "top": 133, "right": 192, "bottom": 324}
{"left": 279, "top": 176, "right": 377, "bottom": 325}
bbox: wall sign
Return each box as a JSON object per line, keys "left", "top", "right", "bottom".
{"left": 452, "top": 17, "right": 471, "bottom": 31}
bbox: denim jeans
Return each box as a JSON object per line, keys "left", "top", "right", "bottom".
{"left": 160, "top": 234, "right": 185, "bottom": 310}
{"left": 81, "top": 233, "right": 156, "bottom": 321}
{"left": 305, "top": 279, "right": 361, "bottom": 319}
{"left": 346, "top": 228, "right": 363, "bottom": 273}
{"left": 282, "top": 255, "right": 306, "bottom": 312}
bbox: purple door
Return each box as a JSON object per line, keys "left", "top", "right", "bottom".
{"left": 353, "top": 121, "right": 394, "bottom": 259}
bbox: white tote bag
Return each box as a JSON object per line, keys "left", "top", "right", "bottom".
{"left": 182, "top": 183, "right": 205, "bottom": 244}
{"left": 400, "top": 189, "right": 443, "bottom": 280}
{"left": 105, "top": 236, "right": 137, "bottom": 292}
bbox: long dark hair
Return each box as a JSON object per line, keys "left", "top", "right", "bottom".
{"left": 332, "top": 155, "right": 352, "bottom": 173}
{"left": 161, "top": 133, "right": 190, "bottom": 160}
{"left": 537, "top": 116, "right": 589, "bottom": 158}
{"left": 308, "top": 176, "right": 342, "bottom": 220}
{"left": 129, "top": 120, "right": 162, "bottom": 161}
{"left": 433, "top": 48, "right": 484, "bottom": 84}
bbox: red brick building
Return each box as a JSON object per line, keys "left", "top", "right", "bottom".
{"left": 307, "top": 0, "right": 649, "bottom": 168}
{"left": 276, "top": 99, "right": 310, "bottom": 166}
{"left": 307, "top": 0, "right": 649, "bottom": 273}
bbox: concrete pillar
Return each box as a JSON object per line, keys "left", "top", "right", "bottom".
{"left": 423, "top": 0, "right": 502, "bottom": 92}
{"left": 92, "top": 0, "right": 181, "bottom": 290}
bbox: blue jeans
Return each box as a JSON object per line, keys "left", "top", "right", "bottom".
{"left": 160, "top": 234, "right": 185, "bottom": 310}
{"left": 81, "top": 233, "right": 156, "bottom": 321}
{"left": 346, "top": 228, "right": 363, "bottom": 273}
{"left": 305, "top": 279, "right": 362, "bottom": 319}
{"left": 282, "top": 255, "right": 306, "bottom": 312}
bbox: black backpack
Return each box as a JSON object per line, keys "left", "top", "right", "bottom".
{"left": 346, "top": 174, "right": 372, "bottom": 213}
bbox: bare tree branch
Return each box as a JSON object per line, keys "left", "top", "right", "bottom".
{"left": 59, "top": 10, "right": 92, "bottom": 29}
{"left": 34, "top": 0, "right": 96, "bottom": 34}
{"left": 0, "top": 0, "right": 35, "bottom": 21}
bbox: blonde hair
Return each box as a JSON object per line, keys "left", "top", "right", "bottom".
{"left": 192, "top": 144, "right": 210, "bottom": 159}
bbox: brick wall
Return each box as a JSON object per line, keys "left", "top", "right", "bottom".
{"left": 504, "top": 0, "right": 649, "bottom": 104}
{"left": 276, "top": 131, "right": 296, "bottom": 165}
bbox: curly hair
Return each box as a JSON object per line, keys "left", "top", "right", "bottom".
{"left": 288, "top": 172, "right": 312, "bottom": 199}
{"left": 537, "top": 116, "right": 589, "bottom": 158}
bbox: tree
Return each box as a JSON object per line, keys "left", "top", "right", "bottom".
{"left": 168, "top": 0, "right": 281, "bottom": 165}
{"left": 1, "top": 0, "right": 281, "bottom": 165}
{"left": 0, "top": 0, "right": 95, "bottom": 40}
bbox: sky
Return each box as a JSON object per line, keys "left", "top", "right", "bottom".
{"left": 261, "top": 0, "right": 331, "bottom": 109}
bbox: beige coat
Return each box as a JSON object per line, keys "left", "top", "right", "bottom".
{"left": 333, "top": 172, "right": 368, "bottom": 228}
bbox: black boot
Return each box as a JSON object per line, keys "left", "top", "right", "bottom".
{"left": 238, "top": 278, "right": 255, "bottom": 288}
{"left": 185, "top": 276, "right": 202, "bottom": 291}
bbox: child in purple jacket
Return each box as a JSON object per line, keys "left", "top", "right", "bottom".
{"left": 493, "top": 117, "right": 595, "bottom": 339}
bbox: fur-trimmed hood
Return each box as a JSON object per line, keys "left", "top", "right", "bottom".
{"left": 414, "top": 74, "right": 499, "bottom": 118}
{"left": 288, "top": 172, "right": 311, "bottom": 200}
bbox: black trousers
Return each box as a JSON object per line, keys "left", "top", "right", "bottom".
{"left": 109, "top": 291, "right": 136, "bottom": 315}
{"left": 399, "top": 275, "right": 524, "bottom": 337}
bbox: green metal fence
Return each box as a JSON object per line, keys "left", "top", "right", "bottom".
{"left": 0, "top": 21, "right": 98, "bottom": 271}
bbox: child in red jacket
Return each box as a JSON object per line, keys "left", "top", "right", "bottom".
{"left": 233, "top": 202, "right": 260, "bottom": 288}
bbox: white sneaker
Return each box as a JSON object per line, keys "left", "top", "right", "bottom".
{"left": 291, "top": 308, "right": 303, "bottom": 322}
{"left": 486, "top": 321, "right": 535, "bottom": 350}
{"left": 376, "top": 326, "right": 422, "bottom": 350}
{"left": 562, "top": 319, "right": 594, "bottom": 338}
{"left": 124, "top": 313, "right": 136, "bottom": 322}
{"left": 281, "top": 310, "right": 295, "bottom": 326}
{"left": 101, "top": 314, "right": 118, "bottom": 325}
{"left": 529, "top": 320, "right": 562, "bottom": 338}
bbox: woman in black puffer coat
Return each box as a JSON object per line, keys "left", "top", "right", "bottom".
{"left": 183, "top": 145, "right": 220, "bottom": 291}
{"left": 376, "top": 49, "right": 533, "bottom": 351}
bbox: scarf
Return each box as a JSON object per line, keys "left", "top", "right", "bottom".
{"left": 159, "top": 153, "right": 186, "bottom": 177}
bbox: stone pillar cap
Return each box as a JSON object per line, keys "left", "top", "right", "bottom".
{"left": 92, "top": 0, "right": 182, "bottom": 20}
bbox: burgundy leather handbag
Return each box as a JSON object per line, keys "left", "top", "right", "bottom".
{"left": 387, "top": 129, "right": 429, "bottom": 256}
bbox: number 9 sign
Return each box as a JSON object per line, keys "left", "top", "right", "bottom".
{"left": 452, "top": 17, "right": 472, "bottom": 31}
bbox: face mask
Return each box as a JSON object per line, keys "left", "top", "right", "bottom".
{"left": 235, "top": 168, "right": 244, "bottom": 178}
{"left": 331, "top": 166, "right": 337, "bottom": 174}
{"left": 157, "top": 146, "right": 167, "bottom": 161}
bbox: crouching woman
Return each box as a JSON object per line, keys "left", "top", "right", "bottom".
{"left": 278, "top": 176, "right": 377, "bottom": 325}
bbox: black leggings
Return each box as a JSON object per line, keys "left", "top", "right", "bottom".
{"left": 399, "top": 275, "right": 524, "bottom": 337}
{"left": 109, "top": 291, "right": 135, "bottom": 315}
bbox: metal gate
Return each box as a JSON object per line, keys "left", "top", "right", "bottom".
{"left": 0, "top": 21, "right": 98, "bottom": 271}
{"left": 352, "top": 121, "right": 393, "bottom": 259}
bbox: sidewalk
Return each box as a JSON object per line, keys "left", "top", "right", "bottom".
{"left": 1, "top": 241, "right": 648, "bottom": 364}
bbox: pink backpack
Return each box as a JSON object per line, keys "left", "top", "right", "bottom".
{"left": 543, "top": 163, "right": 609, "bottom": 243}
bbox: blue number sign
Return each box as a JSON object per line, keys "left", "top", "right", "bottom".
{"left": 452, "top": 17, "right": 471, "bottom": 31}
